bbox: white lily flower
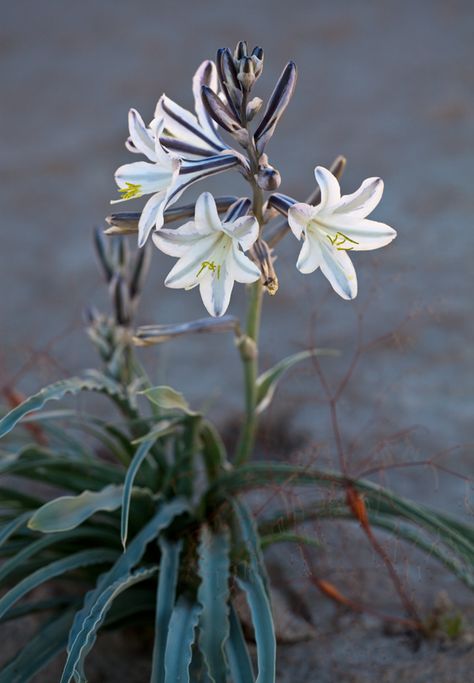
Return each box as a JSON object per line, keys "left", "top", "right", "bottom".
{"left": 288, "top": 166, "right": 397, "bottom": 299}
{"left": 155, "top": 61, "right": 231, "bottom": 159}
{"left": 112, "top": 62, "right": 247, "bottom": 248}
{"left": 153, "top": 192, "right": 260, "bottom": 317}
{"left": 112, "top": 114, "right": 181, "bottom": 248}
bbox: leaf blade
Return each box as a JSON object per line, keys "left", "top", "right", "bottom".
{"left": 197, "top": 526, "right": 231, "bottom": 683}
{"left": 150, "top": 538, "right": 183, "bottom": 683}
{"left": 164, "top": 596, "right": 201, "bottom": 683}
{"left": 60, "top": 567, "right": 157, "bottom": 683}
{"left": 256, "top": 349, "right": 337, "bottom": 414}
{"left": 0, "top": 375, "right": 125, "bottom": 439}
{"left": 28, "top": 485, "right": 124, "bottom": 533}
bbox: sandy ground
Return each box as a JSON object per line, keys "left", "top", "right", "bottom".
{"left": 1, "top": 0, "right": 474, "bottom": 680}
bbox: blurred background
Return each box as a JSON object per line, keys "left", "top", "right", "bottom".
{"left": 1, "top": 0, "right": 473, "bottom": 678}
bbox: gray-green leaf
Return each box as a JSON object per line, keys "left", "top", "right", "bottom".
{"left": 140, "top": 386, "right": 196, "bottom": 415}
{"left": 197, "top": 526, "right": 231, "bottom": 683}
{"left": 0, "top": 375, "right": 125, "bottom": 439}
{"left": 28, "top": 485, "right": 124, "bottom": 533}
{"left": 164, "top": 596, "right": 201, "bottom": 683}
{"left": 256, "top": 348, "right": 337, "bottom": 414}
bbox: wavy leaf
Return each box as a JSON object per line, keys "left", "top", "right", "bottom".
{"left": 0, "top": 375, "right": 125, "bottom": 439}
{"left": 140, "top": 386, "right": 196, "bottom": 415}
{"left": 28, "top": 485, "right": 124, "bottom": 534}
{"left": 256, "top": 349, "right": 337, "bottom": 414}
{"left": 121, "top": 440, "right": 157, "bottom": 548}
{"left": 218, "top": 463, "right": 474, "bottom": 586}
{"left": 197, "top": 526, "right": 230, "bottom": 683}
{"left": 232, "top": 499, "right": 269, "bottom": 593}
{"left": 236, "top": 568, "right": 275, "bottom": 683}
{"left": 164, "top": 596, "right": 201, "bottom": 683}
{"left": 226, "top": 603, "right": 255, "bottom": 683}
{"left": 0, "top": 446, "right": 124, "bottom": 491}
{"left": 0, "top": 549, "right": 118, "bottom": 620}
{"left": 67, "top": 499, "right": 189, "bottom": 652}
{"left": 151, "top": 538, "right": 183, "bottom": 683}
{"left": 60, "top": 567, "right": 157, "bottom": 683}
{"left": 0, "top": 528, "right": 118, "bottom": 585}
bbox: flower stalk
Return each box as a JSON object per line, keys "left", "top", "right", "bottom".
{"left": 235, "top": 115, "right": 266, "bottom": 466}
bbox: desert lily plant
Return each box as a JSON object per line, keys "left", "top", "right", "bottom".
{"left": 0, "top": 42, "right": 473, "bottom": 683}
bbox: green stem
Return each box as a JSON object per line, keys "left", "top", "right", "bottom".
{"left": 235, "top": 175, "right": 265, "bottom": 466}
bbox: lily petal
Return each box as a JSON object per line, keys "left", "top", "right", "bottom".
{"left": 114, "top": 161, "right": 174, "bottom": 196}
{"left": 267, "top": 192, "right": 297, "bottom": 218}
{"left": 296, "top": 233, "right": 322, "bottom": 274}
{"left": 199, "top": 258, "right": 234, "bottom": 317}
{"left": 150, "top": 118, "right": 174, "bottom": 167}
{"left": 156, "top": 94, "right": 223, "bottom": 155}
{"left": 128, "top": 109, "right": 156, "bottom": 162}
{"left": 223, "top": 197, "right": 252, "bottom": 223}
{"left": 321, "top": 218, "right": 397, "bottom": 251}
{"left": 165, "top": 154, "right": 241, "bottom": 208}
{"left": 333, "top": 177, "right": 384, "bottom": 219}
{"left": 222, "top": 216, "right": 259, "bottom": 251}
{"left": 192, "top": 61, "right": 223, "bottom": 147}
{"left": 138, "top": 192, "right": 168, "bottom": 248}
{"left": 152, "top": 221, "right": 202, "bottom": 257}
{"left": 195, "top": 192, "right": 222, "bottom": 235}
{"left": 314, "top": 166, "right": 341, "bottom": 209}
{"left": 318, "top": 238, "right": 358, "bottom": 300}
{"left": 230, "top": 243, "right": 261, "bottom": 283}
{"left": 288, "top": 202, "right": 316, "bottom": 239}
{"left": 164, "top": 234, "right": 221, "bottom": 289}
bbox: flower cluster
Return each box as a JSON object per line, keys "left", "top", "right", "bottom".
{"left": 109, "top": 42, "right": 396, "bottom": 316}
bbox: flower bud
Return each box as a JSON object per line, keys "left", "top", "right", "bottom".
{"left": 237, "top": 57, "right": 256, "bottom": 92}
{"left": 110, "top": 274, "right": 131, "bottom": 326}
{"left": 129, "top": 243, "right": 151, "bottom": 301}
{"left": 112, "top": 236, "right": 129, "bottom": 275}
{"left": 246, "top": 96, "right": 263, "bottom": 121}
{"left": 216, "top": 47, "right": 242, "bottom": 119}
{"left": 234, "top": 40, "right": 248, "bottom": 62}
{"left": 250, "top": 238, "right": 279, "bottom": 295}
{"left": 256, "top": 162, "right": 281, "bottom": 191}
{"left": 251, "top": 46, "right": 264, "bottom": 78}
{"left": 201, "top": 85, "right": 245, "bottom": 137}
{"left": 93, "top": 227, "right": 114, "bottom": 283}
{"left": 254, "top": 61, "right": 297, "bottom": 155}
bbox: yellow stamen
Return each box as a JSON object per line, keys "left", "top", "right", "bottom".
{"left": 118, "top": 182, "right": 142, "bottom": 200}
{"left": 196, "top": 260, "right": 221, "bottom": 279}
{"left": 327, "top": 231, "right": 359, "bottom": 251}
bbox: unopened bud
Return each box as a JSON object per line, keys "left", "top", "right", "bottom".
{"left": 129, "top": 243, "right": 151, "bottom": 301}
{"left": 251, "top": 46, "right": 264, "bottom": 78}
{"left": 238, "top": 57, "right": 256, "bottom": 91}
{"left": 234, "top": 40, "right": 248, "bottom": 62}
{"left": 112, "top": 236, "right": 129, "bottom": 274}
{"left": 93, "top": 227, "right": 114, "bottom": 283}
{"left": 246, "top": 97, "right": 263, "bottom": 121}
{"left": 256, "top": 163, "right": 281, "bottom": 191}
{"left": 110, "top": 274, "right": 131, "bottom": 326}
{"left": 250, "top": 239, "right": 279, "bottom": 295}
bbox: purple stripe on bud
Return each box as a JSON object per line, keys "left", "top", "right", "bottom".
{"left": 266, "top": 193, "right": 297, "bottom": 217}
{"left": 254, "top": 61, "right": 297, "bottom": 155}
